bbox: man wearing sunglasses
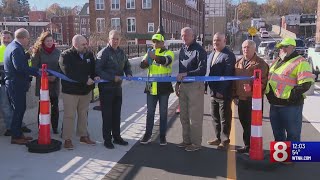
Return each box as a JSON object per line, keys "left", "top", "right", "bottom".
{"left": 139, "top": 33, "right": 174, "bottom": 146}
{"left": 266, "top": 38, "right": 314, "bottom": 145}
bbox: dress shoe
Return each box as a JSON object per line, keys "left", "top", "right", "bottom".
{"left": 113, "top": 137, "right": 128, "bottom": 146}
{"left": 207, "top": 139, "right": 221, "bottom": 146}
{"left": 80, "top": 136, "right": 96, "bottom": 145}
{"left": 64, "top": 139, "right": 74, "bottom": 150}
{"left": 236, "top": 146, "right": 249, "bottom": 153}
{"left": 21, "top": 126, "right": 32, "bottom": 133}
{"left": 217, "top": 141, "right": 229, "bottom": 150}
{"left": 4, "top": 129, "right": 11, "bottom": 136}
{"left": 21, "top": 135, "right": 33, "bottom": 141}
{"left": 11, "top": 137, "right": 29, "bottom": 145}
{"left": 104, "top": 141, "right": 115, "bottom": 149}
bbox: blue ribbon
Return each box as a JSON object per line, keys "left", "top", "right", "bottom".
{"left": 34, "top": 68, "right": 254, "bottom": 83}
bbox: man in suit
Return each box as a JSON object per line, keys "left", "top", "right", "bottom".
{"left": 206, "top": 32, "right": 236, "bottom": 149}
{"left": 4, "top": 28, "right": 38, "bottom": 145}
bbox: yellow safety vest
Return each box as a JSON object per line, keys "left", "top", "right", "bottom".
{"left": 265, "top": 55, "right": 314, "bottom": 99}
{"left": 0, "top": 45, "right": 6, "bottom": 63}
{"left": 144, "top": 48, "right": 174, "bottom": 95}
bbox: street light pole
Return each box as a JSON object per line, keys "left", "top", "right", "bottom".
{"left": 156, "top": 0, "right": 165, "bottom": 36}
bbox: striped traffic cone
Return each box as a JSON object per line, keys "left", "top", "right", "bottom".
{"left": 249, "top": 69, "right": 264, "bottom": 160}
{"left": 27, "top": 64, "right": 61, "bottom": 153}
{"left": 38, "top": 64, "right": 51, "bottom": 144}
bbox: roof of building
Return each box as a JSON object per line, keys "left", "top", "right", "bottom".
{"left": 79, "top": 3, "right": 89, "bottom": 16}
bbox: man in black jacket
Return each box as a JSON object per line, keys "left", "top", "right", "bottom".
{"left": 59, "top": 35, "right": 99, "bottom": 150}
{"left": 206, "top": 32, "right": 236, "bottom": 149}
{"left": 96, "top": 30, "right": 132, "bottom": 149}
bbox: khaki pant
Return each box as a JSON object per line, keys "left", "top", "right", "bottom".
{"left": 62, "top": 93, "right": 91, "bottom": 140}
{"left": 179, "top": 82, "right": 204, "bottom": 146}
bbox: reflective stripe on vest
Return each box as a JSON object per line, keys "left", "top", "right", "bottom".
{"left": 266, "top": 55, "right": 306, "bottom": 99}
{"left": 149, "top": 49, "right": 174, "bottom": 95}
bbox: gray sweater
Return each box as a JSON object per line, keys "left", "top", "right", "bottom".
{"left": 31, "top": 48, "right": 61, "bottom": 97}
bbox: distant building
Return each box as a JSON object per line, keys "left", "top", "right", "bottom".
{"left": 75, "top": 3, "right": 90, "bottom": 38}
{"left": 204, "top": 0, "right": 226, "bottom": 44}
{"left": 51, "top": 15, "right": 76, "bottom": 45}
{"left": 282, "top": 14, "right": 316, "bottom": 38}
{"left": 29, "top": 11, "right": 48, "bottom": 22}
{"left": 89, "top": 0, "right": 205, "bottom": 45}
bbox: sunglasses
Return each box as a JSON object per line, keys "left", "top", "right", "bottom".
{"left": 152, "top": 40, "right": 161, "bottom": 43}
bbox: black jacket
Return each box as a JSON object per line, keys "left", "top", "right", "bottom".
{"left": 59, "top": 47, "right": 96, "bottom": 95}
{"left": 95, "top": 45, "right": 132, "bottom": 87}
{"left": 207, "top": 47, "right": 236, "bottom": 99}
{"left": 266, "top": 51, "right": 312, "bottom": 105}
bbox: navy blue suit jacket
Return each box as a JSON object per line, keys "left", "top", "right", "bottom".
{"left": 4, "top": 41, "right": 37, "bottom": 92}
{"left": 206, "top": 47, "right": 236, "bottom": 99}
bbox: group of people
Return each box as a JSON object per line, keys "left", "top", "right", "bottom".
{"left": 0, "top": 26, "right": 314, "bottom": 153}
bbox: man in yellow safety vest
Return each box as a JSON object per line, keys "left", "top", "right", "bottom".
{"left": 266, "top": 38, "right": 314, "bottom": 143}
{"left": 140, "top": 33, "right": 174, "bottom": 145}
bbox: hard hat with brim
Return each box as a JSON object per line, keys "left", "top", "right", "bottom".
{"left": 151, "top": 34, "right": 164, "bottom": 42}
{"left": 276, "top": 38, "right": 296, "bottom": 48}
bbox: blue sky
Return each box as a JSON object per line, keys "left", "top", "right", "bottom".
{"left": 28, "top": 0, "right": 88, "bottom": 10}
{"left": 28, "top": 0, "right": 267, "bottom": 10}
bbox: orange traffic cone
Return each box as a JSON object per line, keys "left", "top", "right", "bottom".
{"left": 249, "top": 69, "right": 264, "bottom": 160}
{"left": 27, "top": 64, "right": 61, "bottom": 153}
{"left": 38, "top": 64, "right": 51, "bottom": 144}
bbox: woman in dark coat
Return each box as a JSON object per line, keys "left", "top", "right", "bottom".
{"left": 31, "top": 31, "right": 61, "bottom": 134}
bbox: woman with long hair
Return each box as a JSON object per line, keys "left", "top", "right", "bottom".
{"left": 31, "top": 31, "right": 61, "bottom": 134}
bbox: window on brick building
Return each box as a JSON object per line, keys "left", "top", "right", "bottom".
{"left": 148, "top": 23, "right": 154, "bottom": 33}
{"left": 142, "top": 0, "right": 152, "bottom": 9}
{"left": 126, "top": 0, "right": 135, "bottom": 9}
{"left": 95, "top": 0, "right": 105, "bottom": 10}
{"left": 81, "top": 28, "right": 86, "bottom": 35}
{"left": 111, "top": 18, "right": 121, "bottom": 31}
{"left": 96, "top": 18, "right": 105, "bottom": 33}
{"left": 111, "top": 0, "right": 120, "bottom": 10}
{"left": 127, "top": 18, "right": 136, "bottom": 32}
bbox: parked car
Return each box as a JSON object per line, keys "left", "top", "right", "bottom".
{"left": 264, "top": 41, "right": 277, "bottom": 59}
{"left": 295, "top": 39, "right": 308, "bottom": 57}
{"left": 258, "top": 41, "right": 275, "bottom": 56}
{"left": 259, "top": 27, "right": 267, "bottom": 33}
{"left": 260, "top": 31, "right": 269, "bottom": 38}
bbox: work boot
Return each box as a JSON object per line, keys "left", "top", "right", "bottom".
{"left": 64, "top": 139, "right": 74, "bottom": 150}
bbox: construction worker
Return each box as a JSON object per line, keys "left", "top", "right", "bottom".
{"left": 266, "top": 38, "right": 314, "bottom": 143}
{"left": 140, "top": 33, "right": 174, "bottom": 145}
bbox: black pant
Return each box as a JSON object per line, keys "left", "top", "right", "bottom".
{"left": 37, "top": 96, "right": 59, "bottom": 130}
{"left": 238, "top": 99, "right": 252, "bottom": 147}
{"left": 211, "top": 97, "right": 232, "bottom": 142}
{"left": 99, "top": 84, "right": 122, "bottom": 142}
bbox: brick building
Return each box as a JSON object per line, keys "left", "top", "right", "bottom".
{"left": 89, "top": 0, "right": 205, "bottom": 45}
{"left": 51, "top": 15, "right": 76, "bottom": 45}
{"left": 76, "top": 3, "right": 91, "bottom": 38}
{"left": 28, "top": 11, "right": 48, "bottom": 22}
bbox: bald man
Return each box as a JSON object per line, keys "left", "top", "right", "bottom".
{"left": 59, "top": 34, "right": 100, "bottom": 150}
{"left": 206, "top": 32, "right": 236, "bottom": 150}
{"left": 4, "top": 28, "right": 38, "bottom": 145}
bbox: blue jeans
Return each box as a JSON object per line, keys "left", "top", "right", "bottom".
{"left": 269, "top": 105, "right": 303, "bottom": 142}
{"left": 0, "top": 85, "right": 13, "bottom": 130}
{"left": 145, "top": 93, "right": 170, "bottom": 137}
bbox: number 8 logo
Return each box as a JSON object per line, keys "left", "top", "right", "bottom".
{"left": 273, "top": 142, "right": 288, "bottom": 162}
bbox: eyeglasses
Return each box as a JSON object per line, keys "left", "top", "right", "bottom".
{"left": 281, "top": 45, "right": 290, "bottom": 48}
